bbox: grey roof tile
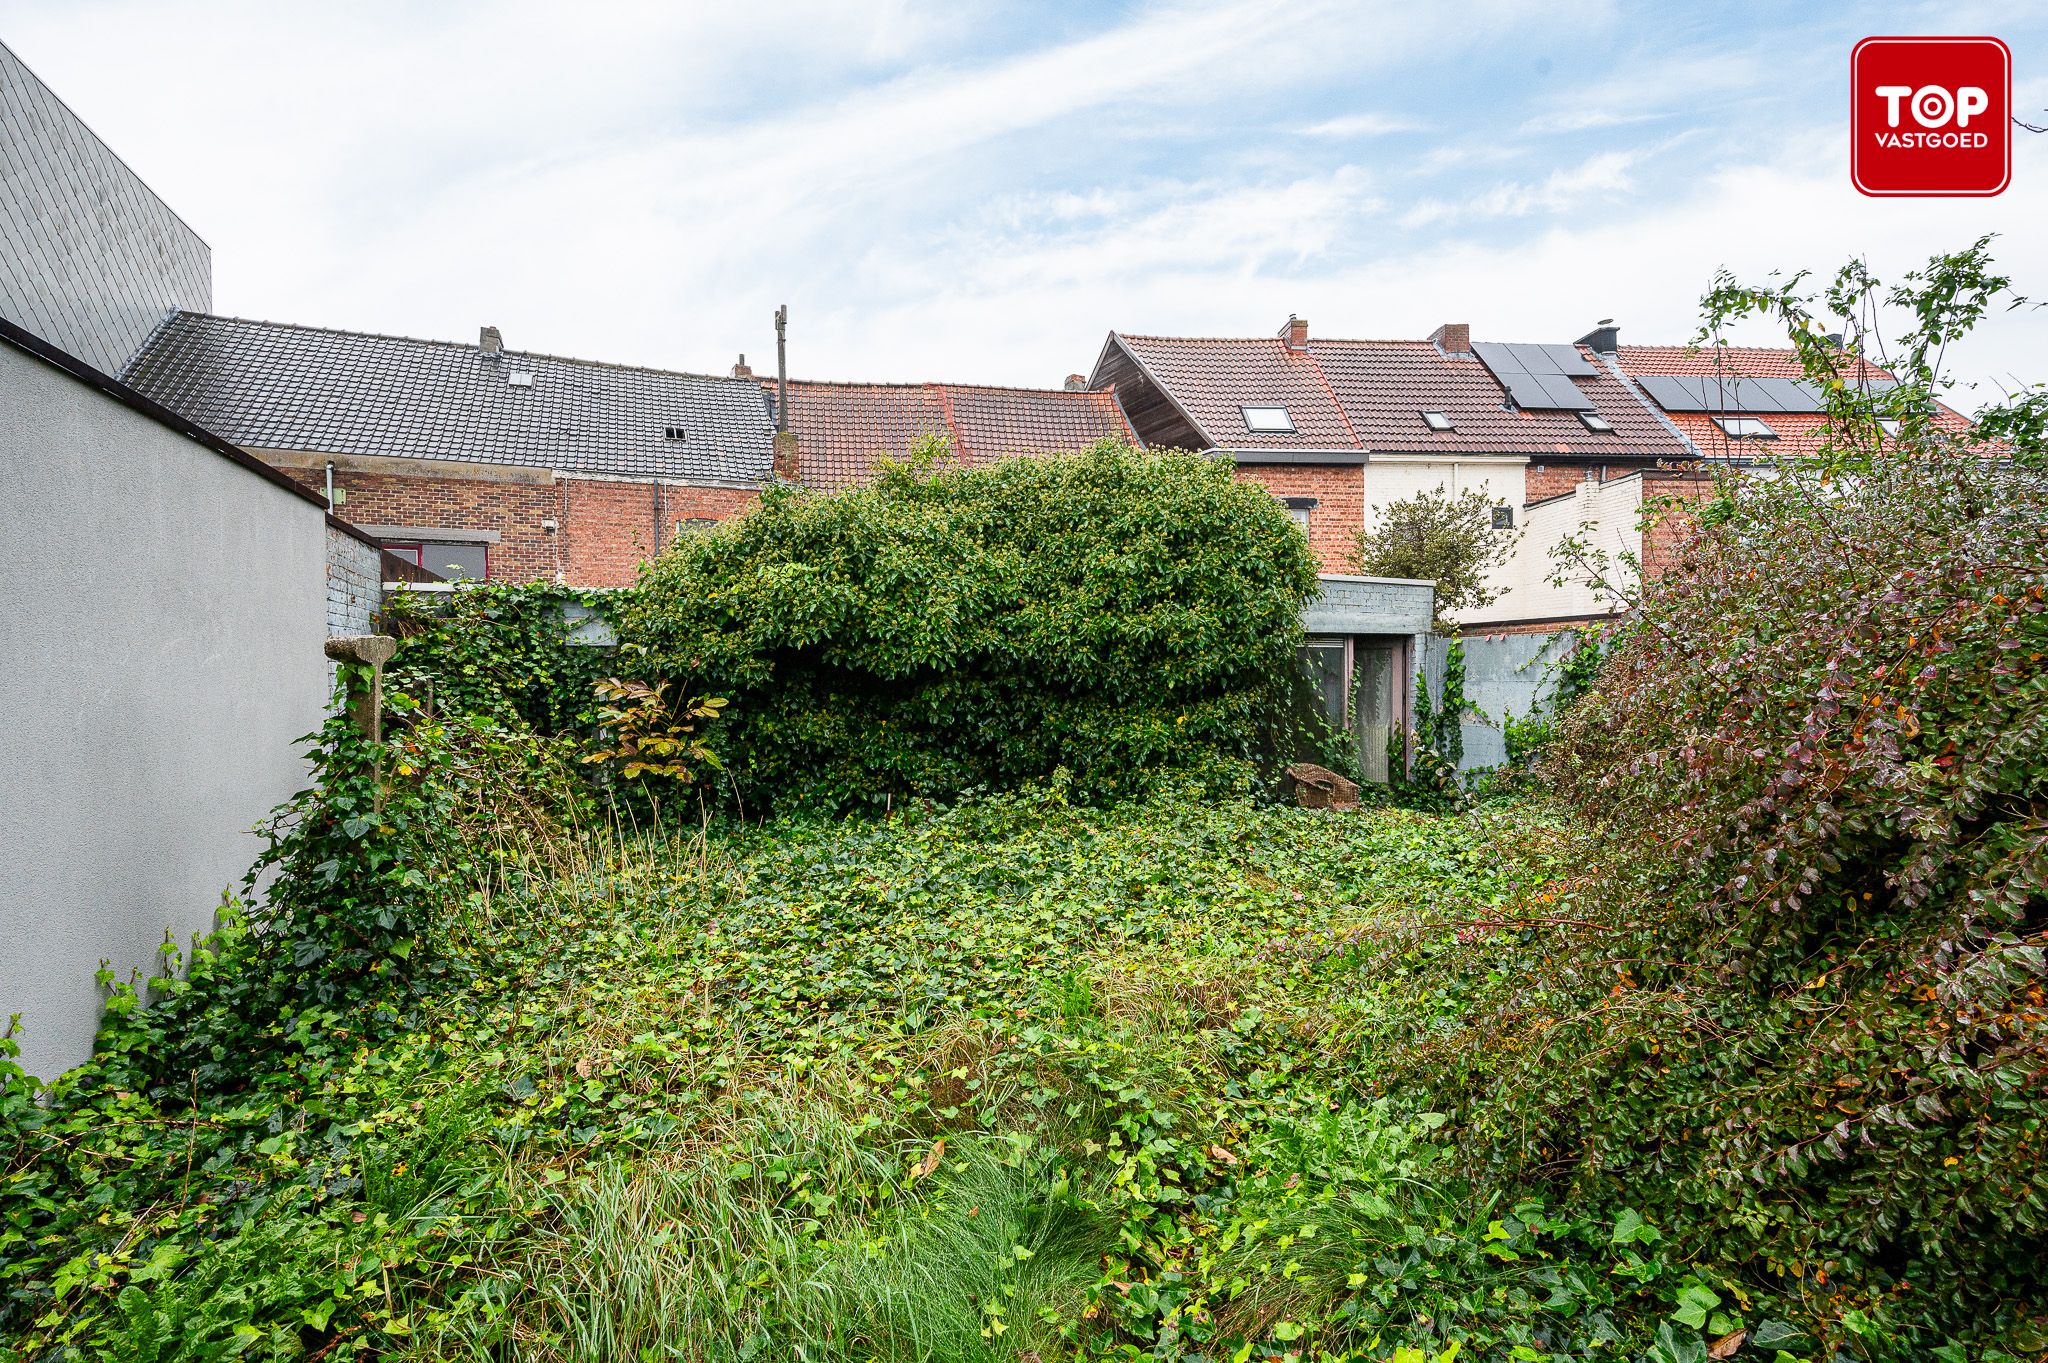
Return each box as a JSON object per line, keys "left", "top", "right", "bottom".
{"left": 121, "top": 311, "right": 776, "bottom": 483}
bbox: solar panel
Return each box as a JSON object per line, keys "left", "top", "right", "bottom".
{"left": 1636, "top": 374, "right": 1846, "bottom": 414}
{"left": 1473, "top": 342, "right": 1596, "bottom": 409}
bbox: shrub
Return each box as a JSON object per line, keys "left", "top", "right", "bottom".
{"left": 246, "top": 669, "right": 588, "bottom": 1004}
{"left": 1379, "top": 241, "right": 2048, "bottom": 1355}
{"left": 616, "top": 440, "right": 1321, "bottom": 813}
{"left": 383, "top": 580, "right": 619, "bottom": 735}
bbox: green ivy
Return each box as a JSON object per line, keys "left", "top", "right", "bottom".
{"left": 382, "top": 580, "right": 621, "bottom": 735}
{"left": 617, "top": 440, "right": 1322, "bottom": 814}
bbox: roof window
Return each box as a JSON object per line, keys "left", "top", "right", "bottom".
{"left": 664, "top": 426, "right": 688, "bottom": 441}
{"left": 1240, "top": 405, "right": 1295, "bottom": 433}
{"left": 1713, "top": 416, "right": 1778, "bottom": 440}
{"left": 1578, "top": 411, "right": 1613, "bottom": 433}
{"left": 508, "top": 371, "right": 534, "bottom": 388}
{"left": 1421, "top": 410, "right": 1454, "bottom": 432}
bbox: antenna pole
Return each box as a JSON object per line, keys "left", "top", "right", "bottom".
{"left": 774, "top": 304, "right": 789, "bottom": 433}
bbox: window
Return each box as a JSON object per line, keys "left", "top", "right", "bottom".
{"left": 1877, "top": 418, "right": 1902, "bottom": 436}
{"left": 1491, "top": 505, "right": 1515, "bottom": 530}
{"left": 1421, "top": 410, "right": 1454, "bottom": 432}
{"left": 1713, "top": 416, "right": 1778, "bottom": 440}
{"left": 1578, "top": 411, "right": 1613, "bottom": 433}
{"left": 674, "top": 517, "right": 717, "bottom": 535}
{"left": 1240, "top": 405, "right": 1295, "bottom": 433}
{"left": 664, "top": 426, "right": 688, "bottom": 441}
{"left": 383, "top": 541, "right": 487, "bottom": 581}
{"left": 508, "top": 371, "right": 534, "bottom": 388}
{"left": 1280, "top": 495, "right": 1317, "bottom": 533}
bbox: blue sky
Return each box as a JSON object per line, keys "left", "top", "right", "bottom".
{"left": 4, "top": 0, "right": 2046, "bottom": 401}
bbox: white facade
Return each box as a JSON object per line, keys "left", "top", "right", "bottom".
{"left": 1462, "top": 472, "right": 1643, "bottom": 626}
{"left": 1360, "top": 453, "right": 1528, "bottom": 524}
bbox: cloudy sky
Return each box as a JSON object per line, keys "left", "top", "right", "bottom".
{"left": 5, "top": 1, "right": 2045, "bottom": 403}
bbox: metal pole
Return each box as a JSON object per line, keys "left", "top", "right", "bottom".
{"left": 774, "top": 304, "right": 789, "bottom": 433}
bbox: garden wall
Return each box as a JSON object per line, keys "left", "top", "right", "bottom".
{"left": 0, "top": 329, "right": 331, "bottom": 1079}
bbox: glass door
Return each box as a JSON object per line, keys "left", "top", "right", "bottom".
{"left": 1353, "top": 644, "right": 1394, "bottom": 784}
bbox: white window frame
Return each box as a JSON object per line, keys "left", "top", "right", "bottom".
{"left": 1240, "top": 405, "right": 1296, "bottom": 434}
{"left": 1421, "top": 410, "right": 1454, "bottom": 432}
{"left": 1713, "top": 416, "right": 1779, "bottom": 440}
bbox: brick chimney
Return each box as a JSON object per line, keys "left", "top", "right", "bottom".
{"left": 772, "top": 430, "right": 799, "bottom": 482}
{"left": 1063, "top": 373, "right": 1087, "bottom": 391}
{"left": 479, "top": 325, "right": 504, "bottom": 355}
{"left": 732, "top": 353, "right": 754, "bottom": 379}
{"left": 1429, "top": 322, "right": 1470, "bottom": 355}
{"left": 1279, "top": 314, "right": 1309, "bottom": 350}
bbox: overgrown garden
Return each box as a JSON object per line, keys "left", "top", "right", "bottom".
{"left": 2, "top": 245, "right": 2044, "bottom": 1362}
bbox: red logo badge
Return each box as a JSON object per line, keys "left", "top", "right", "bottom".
{"left": 1852, "top": 37, "right": 2011, "bottom": 196}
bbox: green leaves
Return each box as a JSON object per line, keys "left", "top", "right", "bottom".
{"left": 618, "top": 441, "right": 1321, "bottom": 814}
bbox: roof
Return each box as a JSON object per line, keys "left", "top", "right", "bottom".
{"left": 1109, "top": 335, "right": 1358, "bottom": 450}
{"left": 121, "top": 312, "right": 777, "bottom": 483}
{"left": 1313, "top": 339, "right": 1682, "bottom": 456}
{"left": 769, "top": 379, "right": 1138, "bottom": 491}
{"left": 1616, "top": 344, "right": 1971, "bottom": 461}
{"left": 1616, "top": 344, "right": 1893, "bottom": 382}
{"left": 1097, "top": 331, "right": 1689, "bottom": 460}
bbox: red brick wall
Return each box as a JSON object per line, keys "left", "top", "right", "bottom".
{"left": 1524, "top": 459, "right": 1675, "bottom": 505}
{"left": 1523, "top": 463, "right": 1590, "bottom": 503}
{"left": 1639, "top": 475, "right": 1717, "bottom": 581}
{"left": 562, "top": 479, "right": 759, "bottom": 587}
{"left": 1233, "top": 464, "right": 1363, "bottom": 573}
{"left": 285, "top": 465, "right": 759, "bottom": 586}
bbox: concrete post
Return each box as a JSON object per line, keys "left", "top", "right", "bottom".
{"left": 322, "top": 634, "right": 397, "bottom": 743}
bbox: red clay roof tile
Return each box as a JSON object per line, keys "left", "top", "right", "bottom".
{"left": 771, "top": 379, "right": 1137, "bottom": 491}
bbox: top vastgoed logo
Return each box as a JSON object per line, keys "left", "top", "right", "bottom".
{"left": 1852, "top": 36, "right": 2011, "bottom": 197}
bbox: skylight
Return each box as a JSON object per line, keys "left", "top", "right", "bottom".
{"left": 1421, "top": 410, "right": 1454, "bottom": 432}
{"left": 1713, "top": 416, "right": 1778, "bottom": 440}
{"left": 508, "top": 371, "right": 534, "bottom": 388}
{"left": 1579, "top": 411, "right": 1613, "bottom": 433}
{"left": 1240, "top": 405, "right": 1295, "bottom": 433}
{"left": 664, "top": 426, "right": 688, "bottom": 441}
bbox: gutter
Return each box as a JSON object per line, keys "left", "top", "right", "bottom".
{"left": 1211, "top": 446, "right": 1369, "bottom": 466}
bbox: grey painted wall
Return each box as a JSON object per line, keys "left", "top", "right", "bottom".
{"left": 1421, "top": 629, "right": 1579, "bottom": 771}
{"left": 0, "top": 341, "right": 327, "bottom": 1080}
{"left": 0, "top": 39, "right": 211, "bottom": 374}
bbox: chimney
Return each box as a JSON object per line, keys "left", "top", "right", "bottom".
{"left": 1063, "top": 373, "right": 1087, "bottom": 391}
{"left": 732, "top": 353, "right": 754, "bottom": 379}
{"left": 479, "top": 325, "right": 503, "bottom": 355}
{"left": 1576, "top": 318, "right": 1619, "bottom": 353}
{"left": 1279, "top": 314, "right": 1309, "bottom": 350}
{"left": 1429, "top": 322, "right": 1470, "bottom": 355}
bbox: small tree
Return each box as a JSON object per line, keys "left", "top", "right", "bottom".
{"left": 1351, "top": 486, "right": 1516, "bottom": 627}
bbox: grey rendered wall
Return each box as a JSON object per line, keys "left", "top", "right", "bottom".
{"left": 0, "top": 40, "right": 211, "bottom": 375}
{"left": 1420, "top": 630, "right": 1579, "bottom": 771}
{"left": 0, "top": 342, "right": 326, "bottom": 1080}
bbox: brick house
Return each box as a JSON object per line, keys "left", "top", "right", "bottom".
{"left": 756, "top": 373, "right": 1137, "bottom": 489}
{"left": 123, "top": 313, "right": 777, "bottom": 587}
{"left": 1087, "top": 316, "right": 1693, "bottom": 575}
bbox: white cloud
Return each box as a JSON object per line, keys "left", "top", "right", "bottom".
{"left": 1, "top": 0, "right": 2040, "bottom": 402}
{"left": 1399, "top": 146, "right": 1651, "bottom": 228}
{"left": 1299, "top": 113, "right": 1426, "bottom": 137}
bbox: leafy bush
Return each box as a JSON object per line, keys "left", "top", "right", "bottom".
{"left": 1377, "top": 242, "right": 2048, "bottom": 1356}
{"left": 617, "top": 440, "right": 1321, "bottom": 813}
{"left": 247, "top": 672, "right": 587, "bottom": 1001}
{"left": 383, "top": 579, "right": 620, "bottom": 735}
